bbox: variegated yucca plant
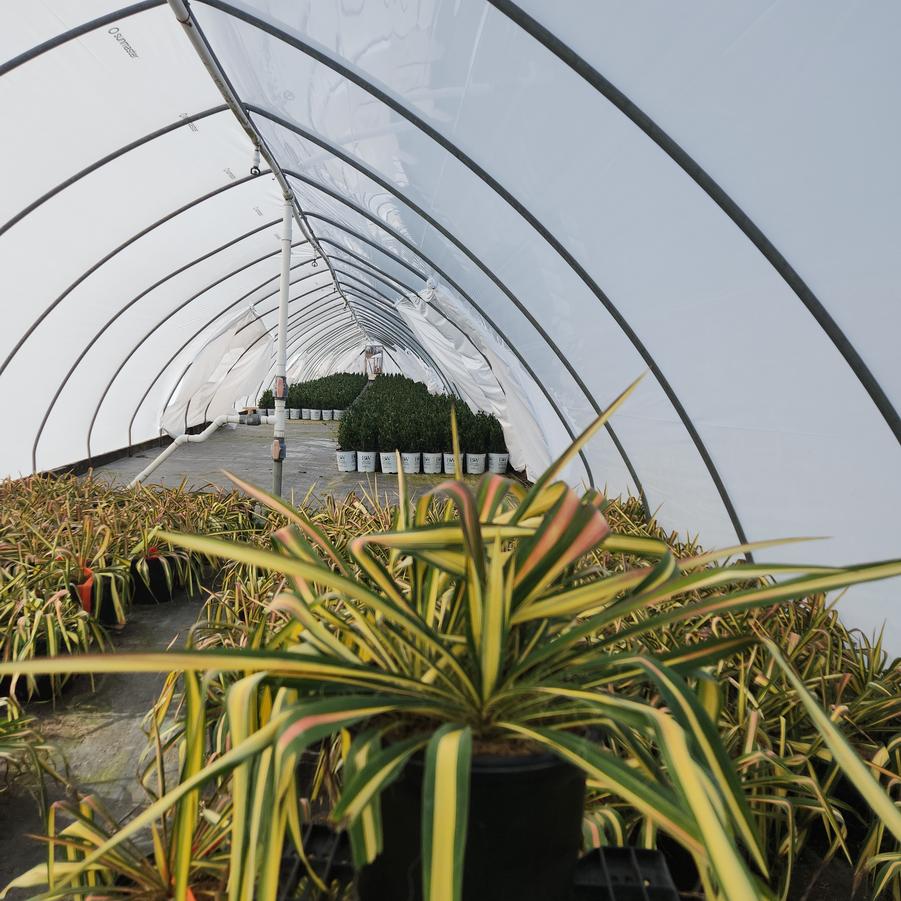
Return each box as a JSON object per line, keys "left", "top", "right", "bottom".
{"left": 2, "top": 379, "right": 901, "bottom": 901}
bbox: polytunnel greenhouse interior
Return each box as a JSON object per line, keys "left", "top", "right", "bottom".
{"left": 1, "top": 2, "right": 899, "bottom": 900}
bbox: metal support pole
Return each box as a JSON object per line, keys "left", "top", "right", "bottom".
{"left": 272, "top": 198, "right": 292, "bottom": 496}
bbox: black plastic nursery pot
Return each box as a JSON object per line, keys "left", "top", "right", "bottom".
{"left": 0, "top": 642, "right": 72, "bottom": 701}
{"left": 357, "top": 751, "right": 586, "bottom": 901}
{"left": 130, "top": 556, "right": 174, "bottom": 605}
{"left": 71, "top": 568, "right": 119, "bottom": 627}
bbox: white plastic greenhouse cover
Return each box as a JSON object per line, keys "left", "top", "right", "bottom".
{"left": 1, "top": 1, "right": 899, "bottom": 648}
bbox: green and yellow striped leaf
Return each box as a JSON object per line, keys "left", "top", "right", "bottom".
{"left": 422, "top": 725, "right": 472, "bottom": 901}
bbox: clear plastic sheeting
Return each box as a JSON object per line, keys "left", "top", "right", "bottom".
{"left": 161, "top": 307, "right": 270, "bottom": 435}
{"left": 1, "top": 1, "right": 899, "bottom": 648}
{"left": 398, "top": 282, "right": 566, "bottom": 483}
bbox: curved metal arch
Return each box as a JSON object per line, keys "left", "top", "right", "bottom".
{"left": 1, "top": 105, "right": 229, "bottom": 239}
{"left": 225, "top": 287, "right": 349, "bottom": 361}
{"left": 280, "top": 164, "right": 622, "bottom": 484}
{"left": 271, "top": 308, "right": 357, "bottom": 363}
{"left": 259, "top": 298, "right": 448, "bottom": 393}
{"left": 335, "top": 284, "right": 421, "bottom": 339}
{"left": 257, "top": 301, "right": 453, "bottom": 398}
{"left": 256, "top": 321, "right": 365, "bottom": 396}
{"left": 298, "top": 335, "right": 365, "bottom": 383}
{"left": 334, "top": 291, "right": 453, "bottom": 382}
{"left": 305, "top": 339, "right": 368, "bottom": 381}
{"left": 248, "top": 285, "right": 409, "bottom": 354}
{"left": 296, "top": 335, "right": 372, "bottom": 388}
{"left": 235, "top": 287, "right": 346, "bottom": 336}
{"left": 170, "top": 288, "right": 346, "bottom": 426}
{"left": 487, "top": 0, "right": 900, "bottom": 445}
{"left": 330, "top": 256, "right": 410, "bottom": 298}
{"left": 133, "top": 271, "right": 361, "bottom": 443}
{"left": 333, "top": 275, "right": 499, "bottom": 389}
{"left": 346, "top": 317, "right": 454, "bottom": 393}
{"left": 322, "top": 282, "right": 445, "bottom": 361}
{"left": 125, "top": 267, "right": 335, "bottom": 447}
{"left": 299, "top": 321, "right": 446, "bottom": 395}
{"left": 302, "top": 217, "right": 612, "bottom": 489}
{"left": 328, "top": 258, "right": 505, "bottom": 384}
{"left": 277, "top": 158, "right": 630, "bottom": 494}
{"left": 0, "top": 2, "right": 165, "bottom": 77}
{"left": 295, "top": 328, "right": 363, "bottom": 370}
{"left": 277, "top": 299, "right": 356, "bottom": 346}
{"left": 339, "top": 296, "right": 430, "bottom": 357}
{"left": 224, "top": 13, "right": 746, "bottom": 532}
{"left": 341, "top": 306, "right": 437, "bottom": 375}
{"left": 0, "top": 170, "right": 271, "bottom": 382}
{"left": 84, "top": 243, "right": 318, "bottom": 459}
{"left": 35, "top": 219, "right": 291, "bottom": 470}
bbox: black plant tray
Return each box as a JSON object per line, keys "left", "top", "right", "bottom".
{"left": 277, "top": 823, "right": 679, "bottom": 901}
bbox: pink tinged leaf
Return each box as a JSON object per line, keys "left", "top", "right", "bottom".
{"left": 515, "top": 490, "right": 583, "bottom": 584}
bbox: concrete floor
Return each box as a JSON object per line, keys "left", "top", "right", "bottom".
{"left": 93, "top": 419, "right": 472, "bottom": 504}
{"left": 0, "top": 423, "right": 481, "bottom": 895}
{"left": 0, "top": 597, "right": 202, "bottom": 897}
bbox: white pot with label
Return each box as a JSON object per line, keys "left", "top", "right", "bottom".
{"left": 310, "top": 409, "right": 322, "bottom": 421}
{"left": 466, "top": 453, "right": 487, "bottom": 475}
{"left": 333, "top": 409, "right": 345, "bottom": 420}
{"left": 379, "top": 452, "right": 398, "bottom": 474}
{"left": 267, "top": 408, "right": 275, "bottom": 416}
{"left": 401, "top": 452, "right": 421, "bottom": 474}
{"left": 322, "top": 409, "right": 333, "bottom": 421}
{"left": 290, "top": 408, "right": 301, "bottom": 420}
{"left": 357, "top": 450, "right": 377, "bottom": 473}
{"left": 422, "top": 452, "right": 442, "bottom": 474}
{"left": 443, "top": 452, "right": 458, "bottom": 475}
{"left": 302, "top": 408, "right": 311, "bottom": 419}
{"left": 336, "top": 450, "right": 357, "bottom": 472}
{"left": 488, "top": 452, "right": 509, "bottom": 474}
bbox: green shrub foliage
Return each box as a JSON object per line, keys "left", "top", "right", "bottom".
{"left": 336, "top": 374, "right": 506, "bottom": 455}
{"left": 284, "top": 373, "right": 367, "bottom": 411}
{"left": 257, "top": 388, "right": 274, "bottom": 409}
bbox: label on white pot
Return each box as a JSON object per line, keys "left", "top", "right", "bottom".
{"left": 310, "top": 409, "right": 322, "bottom": 421}
{"left": 401, "top": 452, "right": 421, "bottom": 473}
{"left": 322, "top": 409, "right": 333, "bottom": 421}
{"left": 422, "top": 452, "right": 442, "bottom": 474}
{"left": 488, "top": 452, "right": 509, "bottom": 474}
{"left": 333, "top": 409, "right": 345, "bottom": 420}
{"left": 443, "top": 452, "right": 458, "bottom": 474}
{"left": 357, "top": 451, "right": 376, "bottom": 472}
{"left": 336, "top": 450, "right": 356, "bottom": 472}
{"left": 466, "top": 453, "right": 487, "bottom": 475}
{"left": 380, "top": 452, "right": 399, "bottom": 473}
{"left": 302, "top": 409, "right": 311, "bottom": 419}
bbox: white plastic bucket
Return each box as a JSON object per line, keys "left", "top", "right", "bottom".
{"left": 336, "top": 450, "right": 356, "bottom": 472}
{"left": 380, "top": 452, "right": 399, "bottom": 473}
{"left": 466, "top": 453, "right": 487, "bottom": 475}
{"left": 290, "top": 408, "right": 300, "bottom": 419}
{"left": 443, "top": 453, "right": 458, "bottom": 475}
{"left": 322, "top": 409, "right": 333, "bottom": 421}
{"left": 333, "top": 409, "right": 345, "bottom": 420}
{"left": 302, "top": 409, "right": 311, "bottom": 419}
{"left": 401, "top": 452, "right": 421, "bottom": 474}
{"left": 357, "top": 451, "right": 376, "bottom": 472}
{"left": 310, "top": 409, "right": 322, "bottom": 421}
{"left": 488, "top": 452, "right": 509, "bottom": 474}
{"left": 422, "top": 452, "right": 442, "bottom": 474}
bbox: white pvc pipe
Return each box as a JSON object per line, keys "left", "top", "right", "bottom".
{"left": 127, "top": 415, "right": 240, "bottom": 487}
{"left": 272, "top": 198, "right": 292, "bottom": 496}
